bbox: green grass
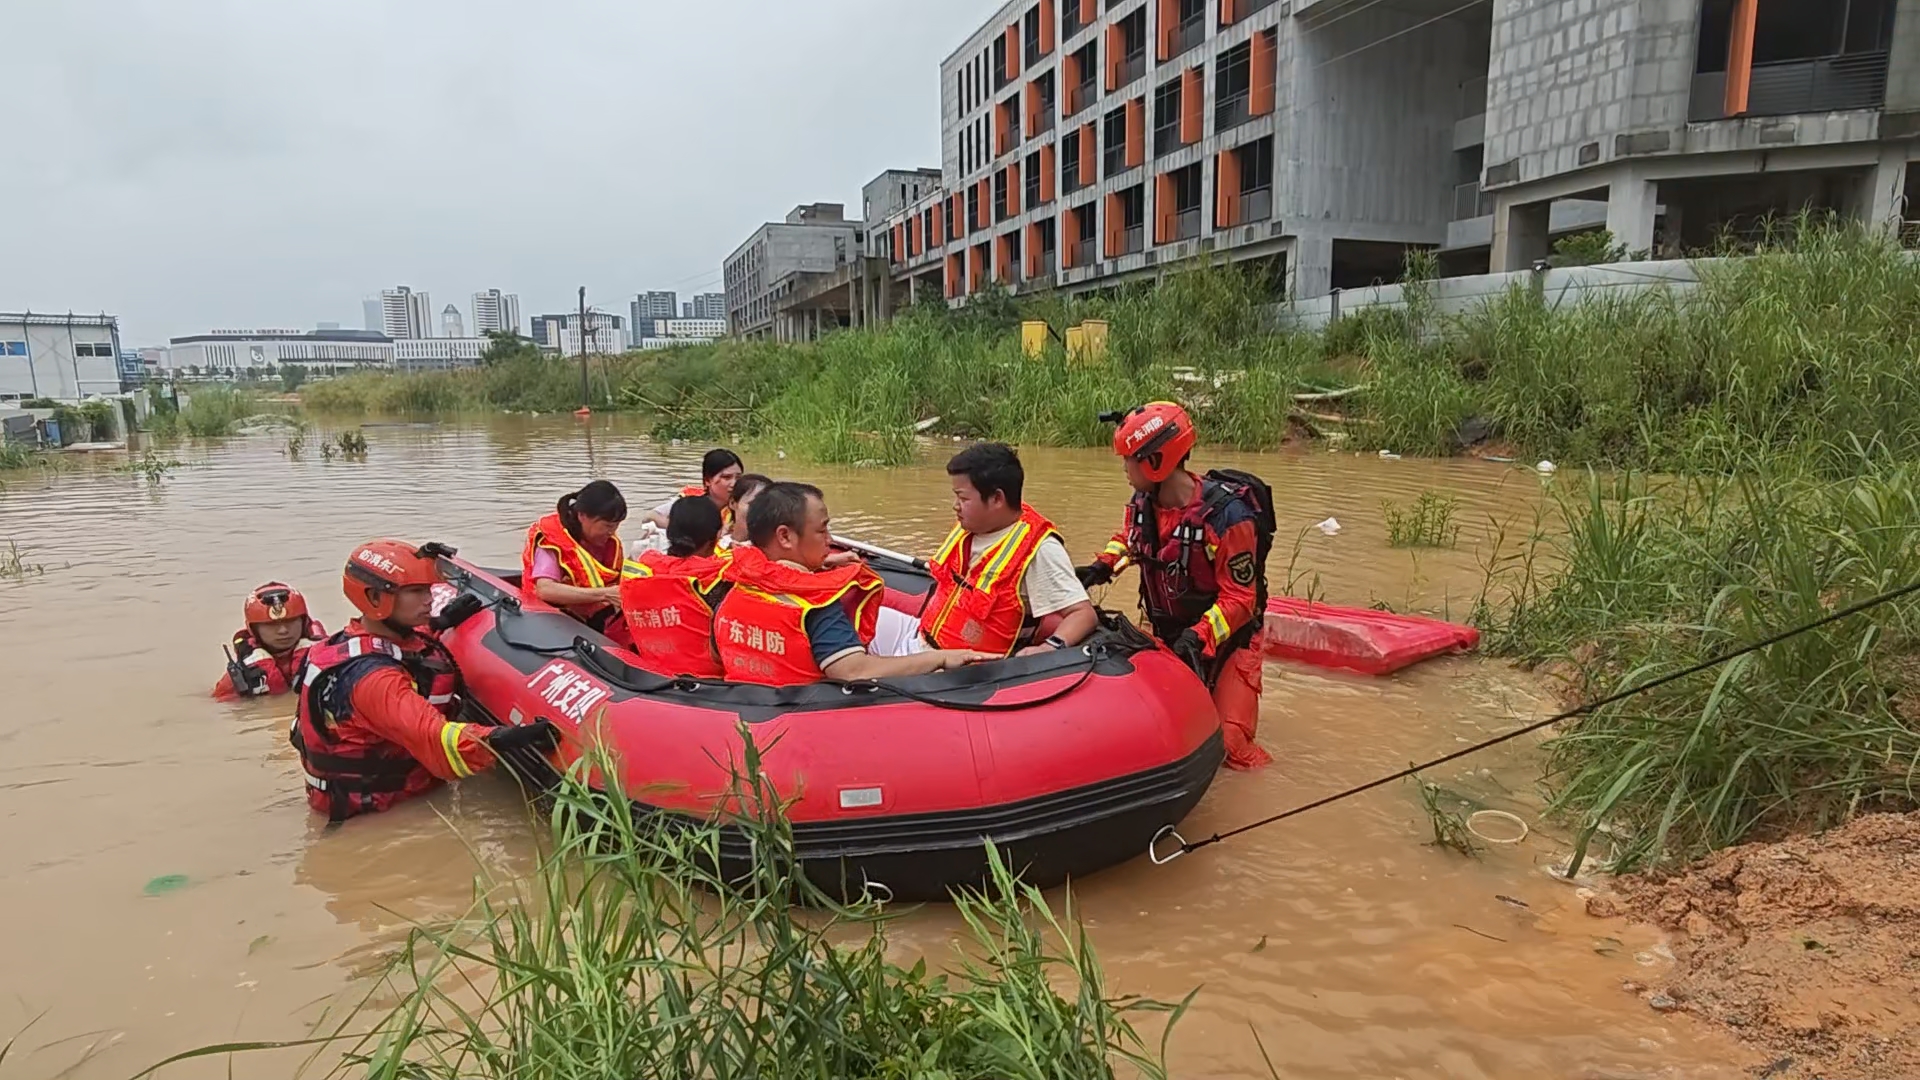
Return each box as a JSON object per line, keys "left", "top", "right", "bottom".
{"left": 1475, "top": 454, "right": 1920, "bottom": 872}
{"left": 144, "top": 733, "right": 1191, "bottom": 1080}
{"left": 1383, "top": 491, "right": 1461, "bottom": 549}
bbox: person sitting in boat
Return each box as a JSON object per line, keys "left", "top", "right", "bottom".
{"left": 291, "top": 539, "right": 558, "bottom": 822}
{"left": 647, "top": 449, "right": 744, "bottom": 531}
{"left": 1077, "top": 402, "right": 1278, "bottom": 771}
{"left": 725, "top": 472, "right": 772, "bottom": 550}
{"left": 712, "top": 481, "right": 991, "bottom": 686}
{"left": 214, "top": 581, "right": 327, "bottom": 700}
{"left": 620, "top": 496, "right": 729, "bottom": 678}
{"left": 918, "top": 442, "right": 1097, "bottom": 659}
{"left": 523, "top": 480, "right": 629, "bottom": 645}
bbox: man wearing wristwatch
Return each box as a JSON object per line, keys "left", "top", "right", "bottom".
{"left": 915, "top": 443, "right": 1098, "bottom": 660}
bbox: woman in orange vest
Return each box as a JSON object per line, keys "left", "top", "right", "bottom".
{"left": 712, "top": 482, "right": 991, "bottom": 686}
{"left": 523, "top": 480, "right": 628, "bottom": 644}
{"left": 918, "top": 443, "right": 1097, "bottom": 658}
{"left": 620, "top": 496, "right": 729, "bottom": 678}
{"left": 648, "top": 449, "right": 745, "bottom": 531}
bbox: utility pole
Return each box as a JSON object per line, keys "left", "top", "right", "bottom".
{"left": 576, "top": 285, "right": 590, "bottom": 410}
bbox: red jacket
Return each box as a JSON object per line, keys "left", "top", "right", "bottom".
{"left": 1096, "top": 472, "right": 1262, "bottom": 655}
{"left": 620, "top": 549, "right": 728, "bottom": 678}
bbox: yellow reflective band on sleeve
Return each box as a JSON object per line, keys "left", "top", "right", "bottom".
{"left": 441, "top": 722, "right": 475, "bottom": 779}
{"left": 622, "top": 559, "right": 652, "bottom": 579}
{"left": 1202, "top": 605, "right": 1231, "bottom": 648}
{"left": 1103, "top": 540, "right": 1129, "bottom": 557}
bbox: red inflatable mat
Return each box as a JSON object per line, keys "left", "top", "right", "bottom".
{"left": 1261, "top": 598, "right": 1480, "bottom": 676}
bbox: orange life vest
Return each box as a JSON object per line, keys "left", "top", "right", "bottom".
{"left": 619, "top": 549, "right": 728, "bottom": 678}
{"left": 522, "top": 512, "right": 624, "bottom": 629}
{"left": 712, "top": 547, "right": 884, "bottom": 686}
{"left": 919, "top": 505, "right": 1063, "bottom": 657}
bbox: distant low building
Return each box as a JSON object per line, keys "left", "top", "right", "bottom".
{"left": 533, "top": 312, "right": 626, "bottom": 353}
{"left": 0, "top": 312, "right": 123, "bottom": 403}
{"left": 167, "top": 327, "right": 394, "bottom": 376}
{"left": 395, "top": 337, "right": 488, "bottom": 372}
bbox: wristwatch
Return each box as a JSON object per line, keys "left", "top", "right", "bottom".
{"left": 1044, "top": 634, "right": 1070, "bottom": 651}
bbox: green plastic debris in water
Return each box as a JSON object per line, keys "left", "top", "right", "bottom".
{"left": 143, "top": 874, "right": 190, "bottom": 896}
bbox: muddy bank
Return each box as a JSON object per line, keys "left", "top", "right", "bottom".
{"left": 1590, "top": 813, "right": 1920, "bottom": 1080}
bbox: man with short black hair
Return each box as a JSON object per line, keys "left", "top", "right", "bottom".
{"left": 914, "top": 442, "right": 1096, "bottom": 658}
{"left": 713, "top": 482, "right": 990, "bottom": 686}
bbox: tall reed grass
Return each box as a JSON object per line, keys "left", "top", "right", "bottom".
{"left": 1476, "top": 453, "right": 1920, "bottom": 870}
{"left": 146, "top": 734, "right": 1189, "bottom": 1079}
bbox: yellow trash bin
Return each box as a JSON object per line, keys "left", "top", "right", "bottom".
{"left": 1080, "top": 319, "right": 1110, "bottom": 364}
{"left": 1064, "top": 326, "right": 1087, "bottom": 364}
{"left": 1021, "top": 320, "right": 1049, "bottom": 359}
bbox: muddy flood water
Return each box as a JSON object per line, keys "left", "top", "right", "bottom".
{"left": 0, "top": 417, "right": 1753, "bottom": 1079}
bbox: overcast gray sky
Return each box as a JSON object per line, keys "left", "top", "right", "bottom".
{"left": 1, "top": 0, "right": 996, "bottom": 344}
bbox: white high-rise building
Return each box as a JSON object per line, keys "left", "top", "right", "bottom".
{"left": 370, "top": 286, "right": 432, "bottom": 340}
{"left": 472, "top": 289, "right": 521, "bottom": 336}
{"left": 442, "top": 304, "right": 465, "bottom": 339}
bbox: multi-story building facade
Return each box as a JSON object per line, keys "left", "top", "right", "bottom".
{"left": 630, "top": 291, "right": 679, "bottom": 332}
{"left": 690, "top": 292, "right": 727, "bottom": 320}
{"left": 532, "top": 312, "right": 627, "bottom": 353}
{"left": 167, "top": 328, "right": 395, "bottom": 376}
{"left": 471, "top": 289, "right": 522, "bottom": 336}
{"left": 722, "top": 203, "right": 866, "bottom": 340}
{"left": 876, "top": 0, "right": 1919, "bottom": 302}
{"left": 366, "top": 285, "right": 433, "bottom": 340}
{"left": 441, "top": 304, "right": 465, "bottom": 339}
{"left": 0, "top": 312, "right": 123, "bottom": 402}
{"left": 395, "top": 337, "right": 488, "bottom": 372}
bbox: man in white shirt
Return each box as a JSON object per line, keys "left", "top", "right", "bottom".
{"left": 871, "top": 443, "right": 1097, "bottom": 659}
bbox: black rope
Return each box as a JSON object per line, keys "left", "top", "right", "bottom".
{"left": 1176, "top": 578, "right": 1920, "bottom": 856}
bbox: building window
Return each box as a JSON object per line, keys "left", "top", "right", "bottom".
{"left": 1, "top": 342, "right": 24, "bottom": 356}
{"left": 1152, "top": 76, "right": 1183, "bottom": 157}
{"left": 1216, "top": 40, "right": 1252, "bottom": 131}
{"left": 1103, "top": 105, "right": 1129, "bottom": 177}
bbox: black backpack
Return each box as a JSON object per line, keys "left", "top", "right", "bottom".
{"left": 1200, "top": 468, "right": 1277, "bottom": 608}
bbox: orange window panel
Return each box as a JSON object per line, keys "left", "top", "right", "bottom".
{"left": 1250, "top": 30, "right": 1276, "bottom": 116}
{"left": 1040, "top": 143, "right": 1056, "bottom": 203}
{"left": 1725, "top": 0, "right": 1757, "bottom": 116}
{"left": 1215, "top": 150, "right": 1241, "bottom": 228}
{"left": 1124, "top": 98, "right": 1144, "bottom": 168}
{"left": 1180, "top": 68, "right": 1203, "bottom": 145}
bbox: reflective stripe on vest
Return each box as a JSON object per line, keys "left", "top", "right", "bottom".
{"left": 290, "top": 627, "right": 462, "bottom": 820}
{"left": 713, "top": 548, "right": 883, "bottom": 686}
{"left": 920, "top": 505, "right": 1061, "bottom": 656}
{"left": 522, "top": 512, "right": 624, "bottom": 622}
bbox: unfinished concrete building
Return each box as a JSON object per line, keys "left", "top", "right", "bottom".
{"left": 1481, "top": 0, "right": 1918, "bottom": 270}
{"left": 722, "top": 203, "right": 866, "bottom": 341}
{"left": 877, "top": 0, "right": 1919, "bottom": 301}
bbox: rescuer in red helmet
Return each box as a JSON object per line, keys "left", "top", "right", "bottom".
{"left": 213, "top": 582, "right": 327, "bottom": 700}
{"left": 289, "top": 539, "right": 558, "bottom": 822}
{"left": 1078, "top": 403, "right": 1277, "bottom": 770}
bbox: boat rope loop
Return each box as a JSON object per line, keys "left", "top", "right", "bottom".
{"left": 1151, "top": 578, "right": 1920, "bottom": 864}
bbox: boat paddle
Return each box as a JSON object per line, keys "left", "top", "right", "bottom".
{"left": 830, "top": 534, "right": 927, "bottom": 570}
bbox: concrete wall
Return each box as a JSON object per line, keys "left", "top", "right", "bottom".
{"left": 1484, "top": 0, "right": 1645, "bottom": 190}
{"left": 1286, "top": 4, "right": 1489, "bottom": 241}
{"left": 1887, "top": 0, "right": 1920, "bottom": 117}
{"left": 1271, "top": 256, "right": 1706, "bottom": 331}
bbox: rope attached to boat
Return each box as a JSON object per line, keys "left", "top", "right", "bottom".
{"left": 843, "top": 646, "right": 1105, "bottom": 712}
{"left": 1150, "top": 578, "right": 1920, "bottom": 866}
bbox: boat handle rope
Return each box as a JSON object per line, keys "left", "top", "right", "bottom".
{"left": 846, "top": 644, "right": 1105, "bottom": 712}
{"left": 1154, "top": 578, "right": 1920, "bottom": 863}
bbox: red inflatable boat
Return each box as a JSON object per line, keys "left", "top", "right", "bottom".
{"left": 1261, "top": 597, "right": 1480, "bottom": 676}
{"left": 431, "top": 553, "right": 1223, "bottom": 902}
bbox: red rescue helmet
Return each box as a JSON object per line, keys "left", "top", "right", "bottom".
{"left": 1111, "top": 401, "right": 1196, "bottom": 484}
{"left": 243, "top": 581, "right": 309, "bottom": 627}
{"left": 342, "top": 539, "right": 445, "bottom": 623}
